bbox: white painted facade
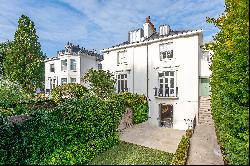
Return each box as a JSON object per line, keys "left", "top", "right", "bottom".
{"left": 44, "top": 43, "right": 101, "bottom": 96}
{"left": 101, "top": 17, "right": 211, "bottom": 130}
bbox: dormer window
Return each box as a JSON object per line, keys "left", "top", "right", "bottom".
{"left": 117, "top": 50, "right": 127, "bottom": 65}
{"left": 160, "top": 42, "right": 173, "bottom": 61}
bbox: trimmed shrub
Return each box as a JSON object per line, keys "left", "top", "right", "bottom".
{"left": 51, "top": 83, "right": 88, "bottom": 103}
{"left": 171, "top": 129, "right": 192, "bottom": 165}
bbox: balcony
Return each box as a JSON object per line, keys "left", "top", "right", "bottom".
{"left": 118, "top": 88, "right": 129, "bottom": 93}
{"left": 153, "top": 87, "right": 178, "bottom": 99}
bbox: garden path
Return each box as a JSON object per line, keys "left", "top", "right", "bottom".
{"left": 187, "top": 123, "right": 224, "bottom": 165}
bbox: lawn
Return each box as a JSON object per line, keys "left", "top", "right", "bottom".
{"left": 88, "top": 141, "right": 173, "bottom": 165}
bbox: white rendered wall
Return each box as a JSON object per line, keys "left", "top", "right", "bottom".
{"left": 102, "top": 33, "right": 202, "bottom": 130}
{"left": 45, "top": 53, "right": 98, "bottom": 94}
{"left": 80, "top": 54, "right": 99, "bottom": 87}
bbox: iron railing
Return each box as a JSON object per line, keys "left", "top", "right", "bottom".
{"left": 153, "top": 87, "right": 178, "bottom": 97}
{"left": 118, "top": 88, "right": 128, "bottom": 93}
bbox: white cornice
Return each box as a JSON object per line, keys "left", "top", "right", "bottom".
{"left": 101, "top": 29, "right": 203, "bottom": 53}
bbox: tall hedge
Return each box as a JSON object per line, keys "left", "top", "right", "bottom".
{"left": 0, "top": 92, "right": 149, "bottom": 165}
{"left": 0, "top": 96, "right": 124, "bottom": 164}
{"left": 206, "top": 0, "right": 249, "bottom": 165}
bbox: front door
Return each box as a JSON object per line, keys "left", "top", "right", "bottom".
{"left": 159, "top": 104, "right": 173, "bottom": 128}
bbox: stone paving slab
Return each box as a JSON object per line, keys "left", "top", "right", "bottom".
{"left": 119, "top": 121, "right": 185, "bottom": 153}
{"left": 187, "top": 124, "right": 224, "bottom": 165}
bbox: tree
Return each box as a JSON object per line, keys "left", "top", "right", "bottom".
{"left": 0, "top": 41, "right": 12, "bottom": 75}
{"left": 3, "top": 15, "right": 45, "bottom": 93}
{"left": 206, "top": 0, "right": 249, "bottom": 165}
{"left": 82, "top": 68, "right": 116, "bottom": 99}
{"left": 0, "top": 75, "right": 31, "bottom": 108}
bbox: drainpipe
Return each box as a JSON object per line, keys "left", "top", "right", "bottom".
{"left": 133, "top": 47, "right": 135, "bottom": 93}
{"left": 146, "top": 44, "right": 149, "bottom": 98}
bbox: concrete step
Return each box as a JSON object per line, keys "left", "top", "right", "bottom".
{"left": 199, "top": 109, "right": 211, "bottom": 112}
{"left": 199, "top": 115, "right": 213, "bottom": 118}
{"left": 199, "top": 114, "right": 212, "bottom": 117}
{"left": 199, "top": 120, "right": 213, "bottom": 123}
{"left": 200, "top": 114, "right": 212, "bottom": 116}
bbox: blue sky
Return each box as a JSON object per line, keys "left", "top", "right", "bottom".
{"left": 0, "top": 0, "right": 225, "bottom": 57}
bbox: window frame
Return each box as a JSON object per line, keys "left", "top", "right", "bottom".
{"left": 52, "top": 78, "right": 56, "bottom": 89}
{"left": 50, "top": 64, "right": 55, "bottom": 72}
{"left": 117, "top": 73, "right": 128, "bottom": 93}
{"left": 158, "top": 71, "right": 176, "bottom": 97}
{"left": 61, "top": 78, "right": 67, "bottom": 84}
{"left": 117, "top": 50, "right": 127, "bottom": 65}
{"left": 61, "top": 59, "right": 67, "bottom": 71}
{"left": 70, "top": 59, "right": 77, "bottom": 70}
{"left": 70, "top": 77, "right": 76, "bottom": 83}
{"left": 202, "top": 51, "right": 210, "bottom": 62}
{"left": 159, "top": 42, "right": 173, "bottom": 61}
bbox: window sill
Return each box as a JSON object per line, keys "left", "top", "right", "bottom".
{"left": 155, "top": 96, "right": 179, "bottom": 99}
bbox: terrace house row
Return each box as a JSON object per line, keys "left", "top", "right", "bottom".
{"left": 44, "top": 42, "right": 102, "bottom": 96}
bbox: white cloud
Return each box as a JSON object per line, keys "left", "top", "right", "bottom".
{"left": 0, "top": 0, "right": 225, "bottom": 56}
{"left": 62, "top": 0, "right": 225, "bottom": 48}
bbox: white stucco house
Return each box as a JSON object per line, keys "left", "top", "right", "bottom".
{"left": 101, "top": 16, "right": 212, "bottom": 130}
{"left": 44, "top": 42, "right": 102, "bottom": 96}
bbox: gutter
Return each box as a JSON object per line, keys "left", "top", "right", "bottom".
{"left": 101, "top": 29, "right": 203, "bottom": 53}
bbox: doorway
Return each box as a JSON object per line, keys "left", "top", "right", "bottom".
{"left": 159, "top": 104, "right": 173, "bottom": 128}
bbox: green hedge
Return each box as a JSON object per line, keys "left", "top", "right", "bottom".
{"left": 171, "top": 129, "right": 192, "bottom": 165}
{"left": 51, "top": 83, "right": 88, "bottom": 103}
{"left": 206, "top": 0, "right": 249, "bottom": 165}
{"left": 112, "top": 92, "right": 149, "bottom": 124}
{"left": 0, "top": 92, "right": 149, "bottom": 165}
{"left": 0, "top": 96, "right": 124, "bottom": 164}
{"left": 0, "top": 99, "right": 57, "bottom": 117}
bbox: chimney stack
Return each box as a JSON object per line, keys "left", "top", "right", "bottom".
{"left": 143, "top": 16, "right": 155, "bottom": 38}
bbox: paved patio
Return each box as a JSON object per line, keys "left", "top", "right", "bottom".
{"left": 119, "top": 121, "right": 185, "bottom": 153}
